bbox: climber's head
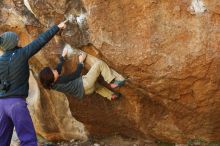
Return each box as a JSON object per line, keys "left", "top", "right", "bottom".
{"left": 39, "top": 67, "right": 59, "bottom": 89}
{"left": 0, "top": 32, "right": 19, "bottom": 51}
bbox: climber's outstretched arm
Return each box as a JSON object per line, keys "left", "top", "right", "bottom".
{"left": 56, "top": 56, "right": 65, "bottom": 75}
{"left": 56, "top": 46, "right": 69, "bottom": 75}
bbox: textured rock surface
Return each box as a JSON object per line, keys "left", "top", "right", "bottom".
{"left": 80, "top": 0, "right": 220, "bottom": 142}
{"left": 0, "top": 0, "right": 220, "bottom": 144}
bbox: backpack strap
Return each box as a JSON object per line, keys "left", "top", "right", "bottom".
{"left": 0, "top": 52, "right": 15, "bottom": 94}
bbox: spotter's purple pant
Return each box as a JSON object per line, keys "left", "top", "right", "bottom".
{"left": 0, "top": 97, "right": 37, "bottom": 146}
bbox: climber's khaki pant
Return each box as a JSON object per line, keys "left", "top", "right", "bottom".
{"left": 82, "top": 61, "right": 116, "bottom": 100}
{"left": 66, "top": 44, "right": 124, "bottom": 100}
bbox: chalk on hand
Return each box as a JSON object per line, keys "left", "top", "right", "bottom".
{"left": 64, "top": 14, "right": 75, "bottom": 23}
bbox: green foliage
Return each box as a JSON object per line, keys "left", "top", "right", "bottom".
{"left": 187, "top": 139, "right": 220, "bottom": 146}
{"left": 156, "top": 141, "right": 175, "bottom": 146}
{"left": 187, "top": 139, "right": 206, "bottom": 146}
{"left": 207, "top": 141, "right": 220, "bottom": 146}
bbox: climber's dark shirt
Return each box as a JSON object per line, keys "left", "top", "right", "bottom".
{"left": 52, "top": 60, "right": 84, "bottom": 98}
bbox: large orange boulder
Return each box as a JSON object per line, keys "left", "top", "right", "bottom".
{"left": 0, "top": 0, "right": 219, "bottom": 143}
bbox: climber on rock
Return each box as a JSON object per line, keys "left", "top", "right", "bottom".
{"left": 39, "top": 47, "right": 125, "bottom": 101}
{"left": 0, "top": 20, "right": 68, "bottom": 146}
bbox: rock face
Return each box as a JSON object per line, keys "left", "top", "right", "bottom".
{"left": 0, "top": 0, "right": 220, "bottom": 143}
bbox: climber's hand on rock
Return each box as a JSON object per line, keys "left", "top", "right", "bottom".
{"left": 62, "top": 47, "right": 68, "bottom": 57}
{"left": 79, "top": 52, "right": 87, "bottom": 63}
{"left": 58, "top": 20, "right": 68, "bottom": 29}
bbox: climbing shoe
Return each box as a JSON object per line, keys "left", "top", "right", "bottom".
{"left": 110, "top": 80, "right": 125, "bottom": 89}
{"left": 111, "top": 92, "right": 121, "bottom": 100}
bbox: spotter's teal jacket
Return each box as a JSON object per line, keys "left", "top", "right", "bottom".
{"left": 0, "top": 25, "right": 59, "bottom": 98}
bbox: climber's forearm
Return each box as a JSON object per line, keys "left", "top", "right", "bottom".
{"left": 56, "top": 56, "right": 65, "bottom": 75}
